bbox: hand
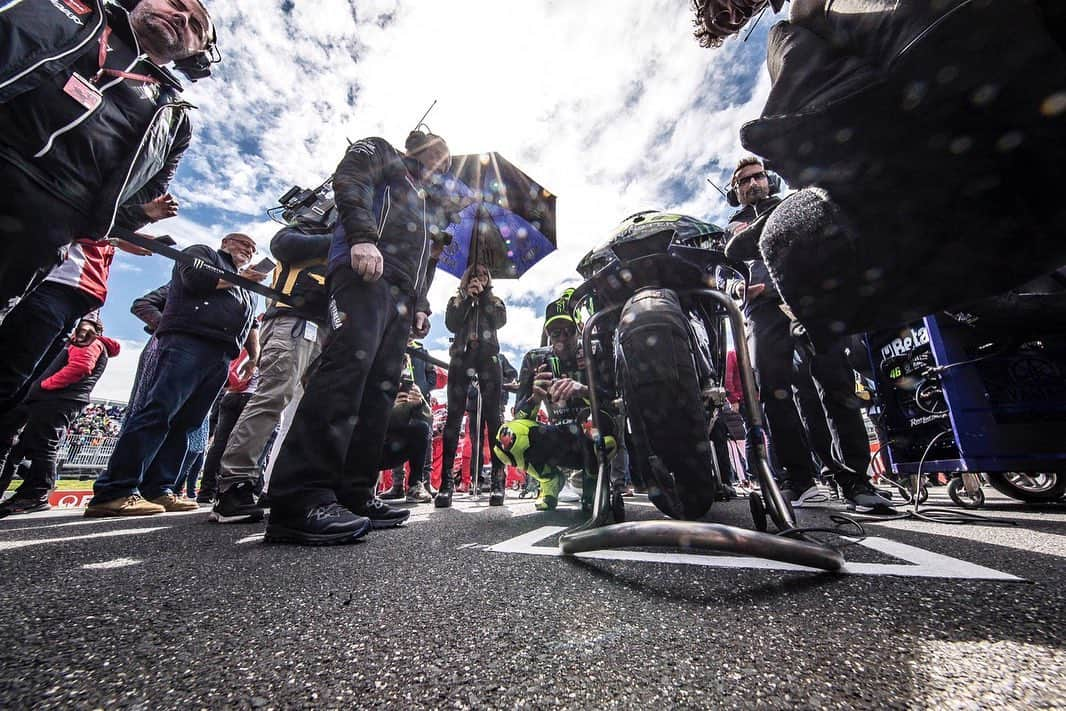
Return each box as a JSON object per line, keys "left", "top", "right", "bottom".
{"left": 466, "top": 282, "right": 483, "bottom": 297}
{"left": 238, "top": 267, "right": 269, "bottom": 283}
{"left": 531, "top": 364, "right": 553, "bottom": 400}
{"left": 408, "top": 384, "right": 423, "bottom": 401}
{"left": 142, "top": 193, "right": 179, "bottom": 222}
{"left": 747, "top": 283, "right": 766, "bottom": 300}
{"left": 237, "top": 358, "right": 255, "bottom": 382}
{"left": 549, "top": 378, "right": 586, "bottom": 403}
{"left": 412, "top": 311, "right": 430, "bottom": 337}
{"left": 350, "top": 242, "right": 383, "bottom": 281}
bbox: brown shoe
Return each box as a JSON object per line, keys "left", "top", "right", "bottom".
{"left": 84, "top": 495, "right": 166, "bottom": 518}
{"left": 148, "top": 494, "right": 200, "bottom": 512}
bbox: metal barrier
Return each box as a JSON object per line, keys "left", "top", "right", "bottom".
{"left": 57, "top": 434, "right": 120, "bottom": 472}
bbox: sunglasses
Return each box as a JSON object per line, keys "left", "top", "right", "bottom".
{"left": 735, "top": 171, "right": 767, "bottom": 187}
{"left": 547, "top": 327, "right": 576, "bottom": 339}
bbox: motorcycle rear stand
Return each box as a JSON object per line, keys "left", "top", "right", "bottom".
{"left": 558, "top": 288, "right": 844, "bottom": 573}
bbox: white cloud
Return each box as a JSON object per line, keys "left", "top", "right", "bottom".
{"left": 101, "top": 2, "right": 782, "bottom": 397}
{"left": 174, "top": 1, "right": 777, "bottom": 297}
{"left": 92, "top": 338, "right": 147, "bottom": 403}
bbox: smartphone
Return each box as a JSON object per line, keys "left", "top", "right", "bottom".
{"left": 252, "top": 257, "right": 276, "bottom": 273}
{"left": 154, "top": 235, "right": 177, "bottom": 247}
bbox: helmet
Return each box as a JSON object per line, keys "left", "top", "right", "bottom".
{"left": 494, "top": 419, "right": 539, "bottom": 475}
{"left": 576, "top": 212, "right": 725, "bottom": 278}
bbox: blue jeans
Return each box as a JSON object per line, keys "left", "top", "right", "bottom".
{"left": 91, "top": 334, "right": 230, "bottom": 504}
{"left": 173, "top": 449, "right": 204, "bottom": 499}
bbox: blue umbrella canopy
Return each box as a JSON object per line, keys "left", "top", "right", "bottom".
{"left": 436, "top": 152, "right": 557, "bottom": 279}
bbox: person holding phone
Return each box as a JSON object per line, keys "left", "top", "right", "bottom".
{"left": 0, "top": 194, "right": 179, "bottom": 415}
{"left": 494, "top": 296, "right": 615, "bottom": 512}
{"left": 86, "top": 232, "right": 264, "bottom": 517}
{"left": 436, "top": 263, "right": 508, "bottom": 508}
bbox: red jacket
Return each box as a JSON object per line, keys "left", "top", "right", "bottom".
{"left": 39, "top": 336, "right": 121, "bottom": 394}
{"left": 44, "top": 239, "right": 116, "bottom": 305}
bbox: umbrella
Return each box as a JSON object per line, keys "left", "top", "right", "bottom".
{"left": 435, "top": 152, "right": 557, "bottom": 279}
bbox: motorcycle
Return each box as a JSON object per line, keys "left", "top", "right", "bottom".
{"left": 554, "top": 212, "right": 842, "bottom": 572}
{"left": 571, "top": 212, "right": 782, "bottom": 529}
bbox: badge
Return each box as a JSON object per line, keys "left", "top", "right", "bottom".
{"left": 303, "top": 321, "right": 319, "bottom": 342}
{"left": 62, "top": 73, "right": 102, "bottom": 111}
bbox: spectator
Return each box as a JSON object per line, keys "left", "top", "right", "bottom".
{"left": 380, "top": 377, "right": 434, "bottom": 504}
{"left": 120, "top": 283, "right": 171, "bottom": 435}
{"left": 437, "top": 263, "right": 508, "bottom": 508}
{"left": 211, "top": 220, "right": 330, "bottom": 522}
{"left": 200, "top": 349, "right": 258, "bottom": 513}
{"left": 85, "top": 233, "right": 263, "bottom": 517}
{"left": 0, "top": 196, "right": 176, "bottom": 415}
{"left": 173, "top": 416, "right": 208, "bottom": 500}
{"left": 0, "top": 0, "right": 216, "bottom": 309}
{"left": 264, "top": 129, "right": 447, "bottom": 545}
{"left": 381, "top": 352, "right": 435, "bottom": 503}
{"left": 0, "top": 314, "right": 119, "bottom": 514}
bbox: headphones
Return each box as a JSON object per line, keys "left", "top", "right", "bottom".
{"left": 173, "top": 42, "right": 221, "bottom": 81}
{"left": 726, "top": 169, "right": 782, "bottom": 207}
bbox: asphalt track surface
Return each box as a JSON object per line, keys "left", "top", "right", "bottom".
{"left": 1, "top": 487, "right": 1063, "bottom": 710}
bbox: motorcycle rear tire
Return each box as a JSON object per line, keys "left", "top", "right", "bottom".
{"left": 617, "top": 288, "right": 716, "bottom": 520}
{"left": 986, "top": 472, "right": 1066, "bottom": 503}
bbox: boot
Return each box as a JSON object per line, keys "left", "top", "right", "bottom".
{"left": 489, "top": 467, "right": 505, "bottom": 507}
{"left": 381, "top": 469, "right": 405, "bottom": 501}
{"left": 434, "top": 472, "right": 455, "bottom": 509}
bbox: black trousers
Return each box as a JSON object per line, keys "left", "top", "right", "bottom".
{"left": 200, "top": 390, "right": 252, "bottom": 497}
{"left": 748, "top": 301, "right": 870, "bottom": 489}
{"left": 269, "top": 269, "right": 413, "bottom": 511}
{"left": 0, "top": 399, "right": 82, "bottom": 501}
{"left": 0, "top": 281, "right": 98, "bottom": 414}
{"left": 440, "top": 348, "right": 504, "bottom": 484}
{"left": 526, "top": 421, "right": 595, "bottom": 476}
{"left": 382, "top": 419, "right": 432, "bottom": 484}
{"left": 0, "top": 165, "right": 87, "bottom": 313}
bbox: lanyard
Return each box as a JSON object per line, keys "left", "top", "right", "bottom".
{"left": 92, "top": 26, "right": 160, "bottom": 86}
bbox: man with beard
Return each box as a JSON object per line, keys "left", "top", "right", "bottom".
{"left": 86, "top": 233, "right": 263, "bottom": 517}
{"left": 0, "top": 313, "right": 120, "bottom": 515}
{"left": 0, "top": 0, "right": 215, "bottom": 308}
{"left": 263, "top": 130, "right": 447, "bottom": 545}
{"left": 726, "top": 156, "right": 894, "bottom": 513}
{"left": 494, "top": 297, "right": 615, "bottom": 512}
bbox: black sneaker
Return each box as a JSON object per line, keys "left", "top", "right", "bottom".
{"left": 264, "top": 503, "right": 371, "bottom": 545}
{"left": 842, "top": 479, "right": 898, "bottom": 515}
{"left": 210, "top": 482, "right": 265, "bottom": 523}
{"left": 0, "top": 498, "right": 51, "bottom": 517}
{"left": 380, "top": 483, "right": 406, "bottom": 501}
{"left": 195, "top": 492, "right": 215, "bottom": 505}
{"left": 348, "top": 497, "right": 411, "bottom": 529}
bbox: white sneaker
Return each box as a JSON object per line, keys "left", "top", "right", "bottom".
{"left": 558, "top": 482, "right": 581, "bottom": 503}
{"left": 790, "top": 484, "right": 831, "bottom": 508}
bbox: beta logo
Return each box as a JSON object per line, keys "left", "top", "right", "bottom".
{"left": 880, "top": 326, "right": 929, "bottom": 362}
{"left": 497, "top": 427, "right": 516, "bottom": 451}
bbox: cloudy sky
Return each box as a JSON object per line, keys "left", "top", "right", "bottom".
{"left": 94, "top": 0, "right": 782, "bottom": 401}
